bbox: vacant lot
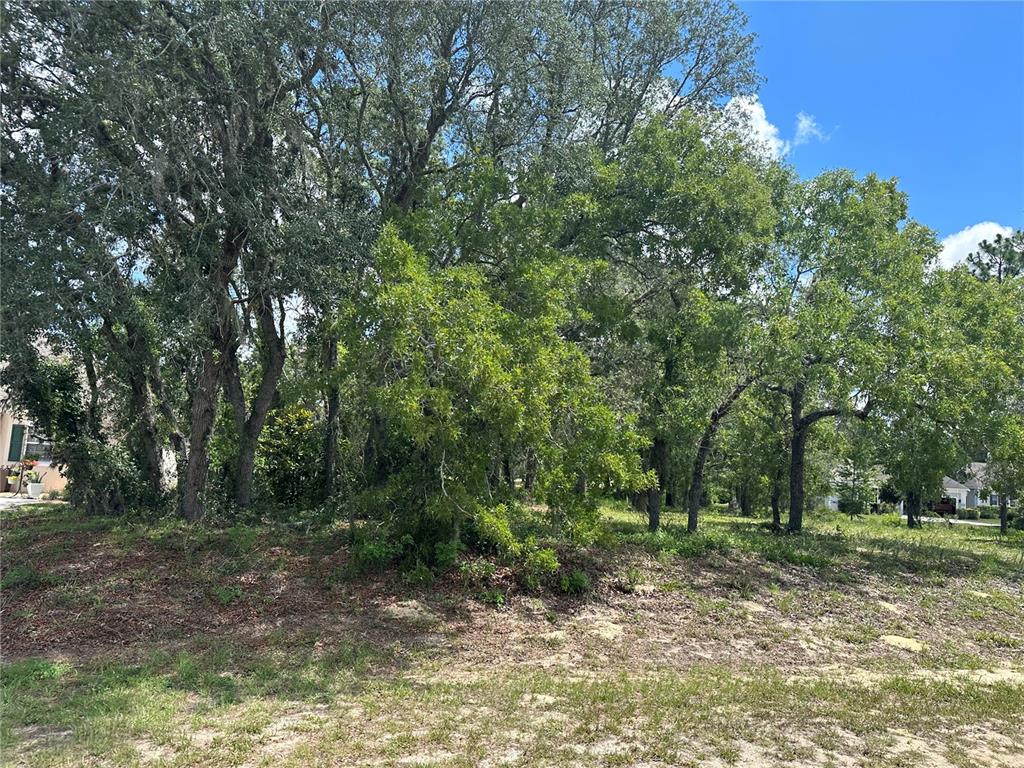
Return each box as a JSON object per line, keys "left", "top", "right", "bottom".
{"left": 2, "top": 503, "right": 1022, "bottom": 768}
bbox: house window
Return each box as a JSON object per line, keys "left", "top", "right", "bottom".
{"left": 7, "top": 424, "right": 26, "bottom": 462}
{"left": 24, "top": 430, "right": 54, "bottom": 463}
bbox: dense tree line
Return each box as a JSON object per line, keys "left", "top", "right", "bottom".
{"left": 2, "top": 1, "right": 1021, "bottom": 559}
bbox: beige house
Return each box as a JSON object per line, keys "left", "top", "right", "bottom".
{"left": 0, "top": 390, "right": 68, "bottom": 495}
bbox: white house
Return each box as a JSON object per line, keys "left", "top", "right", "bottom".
{"left": 940, "top": 476, "right": 969, "bottom": 509}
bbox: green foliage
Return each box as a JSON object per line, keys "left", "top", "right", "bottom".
{"left": 472, "top": 505, "right": 523, "bottom": 558}
{"left": 559, "top": 569, "right": 591, "bottom": 594}
{"left": 1, "top": 565, "right": 49, "bottom": 591}
{"left": 255, "top": 405, "right": 322, "bottom": 506}
{"left": 402, "top": 561, "right": 435, "bottom": 587}
{"left": 477, "top": 589, "right": 506, "bottom": 608}
{"left": 348, "top": 528, "right": 408, "bottom": 574}
{"left": 212, "top": 585, "right": 243, "bottom": 606}
{"left": 521, "top": 546, "right": 561, "bottom": 591}
{"left": 458, "top": 559, "right": 497, "bottom": 586}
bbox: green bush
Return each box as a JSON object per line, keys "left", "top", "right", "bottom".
{"left": 478, "top": 588, "right": 506, "bottom": 607}
{"left": 559, "top": 569, "right": 590, "bottom": 594}
{"left": 349, "top": 528, "right": 408, "bottom": 573}
{"left": 520, "top": 544, "right": 559, "bottom": 591}
{"left": 976, "top": 505, "right": 999, "bottom": 519}
{"left": 402, "top": 560, "right": 435, "bottom": 586}
{"left": 458, "top": 558, "right": 497, "bottom": 585}
{"left": 255, "top": 404, "right": 321, "bottom": 506}
{"left": 473, "top": 504, "right": 522, "bottom": 558}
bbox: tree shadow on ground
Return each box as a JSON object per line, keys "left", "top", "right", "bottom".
{"left": 603, "top": 510, "right": 1023, "bottom": 586}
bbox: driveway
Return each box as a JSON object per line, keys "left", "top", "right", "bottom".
{"left": 0, "top": 495, "right": 37, "bottom": 513}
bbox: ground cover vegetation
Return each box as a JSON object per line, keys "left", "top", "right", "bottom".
{"left": 1, "top": 2, "right": 1023, "bottom": 765}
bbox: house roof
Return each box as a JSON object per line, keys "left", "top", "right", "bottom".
{"left": 942, "top": 476, "right": 969, "bottom": 491}
{"left": 964, "top": 462, "right": 989, "bottom": 490}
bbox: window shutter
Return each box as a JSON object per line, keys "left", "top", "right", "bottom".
{"left": 7, "top": 425, "right": 25, "bottom": 462}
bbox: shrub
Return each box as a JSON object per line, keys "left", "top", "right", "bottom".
{"left": 521, "top": 544, "right": 559, "bottom": 591}
{"left": 433, "top": 538, "right": 465, "bottom": 569}
{"left": 478, "top": 588, "right": 506, "bottom": 607}
{"left": 402, "top": 560, "right": 435, "bottom": 586}
{"left": 559, "top": 569, "right": 590, "bottom": 594}
{"left": 349, "top": 528, "right": 408, "bottom": 573}
{"left": 458, "top": 558, "right": 497, "bottom": 585}
{"left": 254, "top": 404, "right": 321, "bottom": 506}
{"left": 473, "top": 504, "right": 521, "bottom": 558}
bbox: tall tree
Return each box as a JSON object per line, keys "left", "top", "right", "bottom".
{"left": 765, "top": 171, "right": 934, "bottom": 532}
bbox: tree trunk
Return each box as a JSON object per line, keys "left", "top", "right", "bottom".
{"left": 906, "top": 491, "right": 921, "bottom": 529}
{"left": 179, "top": 346, "right": 221, "bottom": 521}
{"left": 130, "top": 374, "right": 164, "bottom": 499}
{"left": 323, "top": 336, "right": 340, "bottom": 500}
{"left": 999, "top": 495, "right": 1008, "bottom": 535}
{"left": 99, "top": 318, "right": 163, "bottom": 498}
{"left": 687, "top": 435, "right": 712, "bottom": 533}
{"left": 524, "top": 451, "right": 537, "bottom": 493}
{"left": 648, "top": 435, "right": 668, "bottom": 531}
{"left": 686, "top": 378, "right": 752, "bottom": 533}
{"left": 770, "top": 488, "right": 782, "bottom": 530}
{"left": 740, "top": 484, "right": 753, "bottom": 517}
{"left": 788, "top": 384, "right": 807, "bottom": 533}
{"left": 228, "top": 292, "right": 286, "bottom": 509}
{"left": 574, "top": 472, "right": 588, "bottom": 496}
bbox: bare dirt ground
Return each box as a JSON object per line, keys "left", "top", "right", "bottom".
{"left": 2, "top": 504, "right": 1022, "bottom": 767}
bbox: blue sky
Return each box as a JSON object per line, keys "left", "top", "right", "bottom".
{"left": 737, "top": 1, "right": 1023, "bottom": 266}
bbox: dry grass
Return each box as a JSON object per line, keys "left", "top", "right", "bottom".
{"left": 2, "top": 502, "right": 1022, "bottom": 767}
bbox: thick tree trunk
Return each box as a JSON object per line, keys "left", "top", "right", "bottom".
{"left": 179, "top": 346, "right": 221, "bottom": 521}
{"left": 740, "top": 484, "right": 753, "bottom": 517}
{"left": 786, "top": 382, "right": 852, "bottom": 533}
{"left": 999, "top": 495, "right": 1008, "bottom": 535}
{"left": 227, "top": 292, "right": 286, "bottom": 509}
{"left": 788, "top": 384, "right": 806, "bottom": 533}
{"left": 322, "top": 336, "right": 340, "bottom": 500}
{"left": 906, "top": 491, "right": 921, "bottom": 529}
{"left": 130, "top": 374, "right": 164, "bottom": 499}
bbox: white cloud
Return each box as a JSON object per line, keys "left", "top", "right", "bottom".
{"left": 723, "top": 97, "right": 828, "bottom": 160}
{"left": 794, "top": 112, "right": 826, "bottom": 146}
{"left": 724, "top": 95, "right": 790, "bottom": 160}
{"left": 937, "top": 221, "right": 1013, "bottom": 269}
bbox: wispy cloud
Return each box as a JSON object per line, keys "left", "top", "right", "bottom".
{"left": 724, "top": 97, "right": 829, "bottom": 160}
{"left": 794, "top": 112, "right": 827, "bottom": 146}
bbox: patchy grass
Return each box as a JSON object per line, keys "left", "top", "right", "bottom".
{"left": 2, "top": 502, "right": 1022, "bottom": 767}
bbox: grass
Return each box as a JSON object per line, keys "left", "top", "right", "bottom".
{"left": 2, "top": 502, "right": 1022, "bottom": 767}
